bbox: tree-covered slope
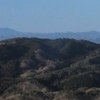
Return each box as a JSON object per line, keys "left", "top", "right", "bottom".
{"left": 0, "top": 38, "right": 100, "bottom": 100}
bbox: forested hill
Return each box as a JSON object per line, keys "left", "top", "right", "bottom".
{"left": 0, "top": 38, "right": 100, "bottom": 100}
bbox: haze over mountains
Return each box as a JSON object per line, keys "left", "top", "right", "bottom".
{"left": 0, "top": 28, "right": 100, "bottom": 43}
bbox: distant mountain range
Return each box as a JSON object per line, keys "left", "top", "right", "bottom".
{"left": 0, "top": 28, "right": 100, "bottom": 43}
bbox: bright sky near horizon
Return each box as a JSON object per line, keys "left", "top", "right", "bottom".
{"left": 0, "top": 0, "right": 100, "bottom": 33}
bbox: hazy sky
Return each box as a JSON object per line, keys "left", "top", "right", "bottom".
{"left": 0, "top": 0, "right": 100, "bottom": 33}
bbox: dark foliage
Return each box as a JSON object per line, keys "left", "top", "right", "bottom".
{"left": 0, "top": 38, "right": 100, "bottom": 100}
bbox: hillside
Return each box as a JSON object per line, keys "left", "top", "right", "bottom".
{"left": 0, "top": 38, "right": 100, "bottom": 100}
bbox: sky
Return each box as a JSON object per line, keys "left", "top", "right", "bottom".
{"left": 0, "top": 0, "right": 100, "bottom": 33}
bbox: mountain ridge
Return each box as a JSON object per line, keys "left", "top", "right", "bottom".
{"left": 0, "top": 38, "right": 100, "bottom": 100}
{"left": 0, "top": 28, "right": 100, "bottom": 43}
